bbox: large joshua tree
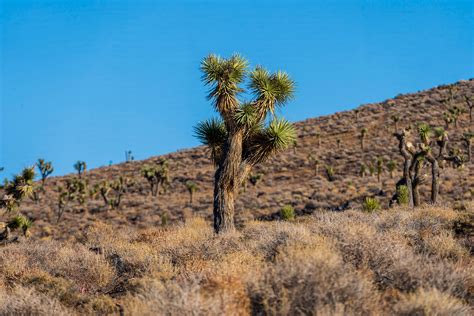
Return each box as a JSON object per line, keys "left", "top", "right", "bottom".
{"left": 195, "top": 54, "right": 296, "bottom": 233}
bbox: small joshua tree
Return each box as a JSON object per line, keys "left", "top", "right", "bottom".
{"left": 433, "top": 127, "right": 449, "bottom": 159}
{"left": 463, "top": 132, "right": 473, "bottom": 163}
{"left": 396, "top": 185, "right": 410, "bottom": 206}
{"left": 359, "top": 128, "right": 368, "bottom": 150}
{"left": 307, "top": 154, "right": 320, "bottom": 175}
{"left": 92, "top": 177, "right": 131, "bottom": 210}
{"left": 141, "top": 159, "right": 170, "bottom": 196}
{"left": 325, "top": 165, "right": 335, "bottom": 182}
{"left": 185, "top": 180, "right": 198, "bottom": 204}
{"left": 387, "top": 160, "right": 396, "bottom": 179}
{"left": 391, "top": 115, "right": 400, "bottom": 132}
{"left": 359, "top": 163, "right": 367, "bottom": 178}
{"left": 56, "top": 177, "right": 89, "bottom": 222}
{"left": 448, "top": 106, "right": 463, "bottom": 128}
{"left": 336, "top": 138, "right": 341, "bottom": 149}
{"left": 443, "top": 111, "right": 453, "bottom": 129}
{"left": 74, "top": 161, "right": 87, "bottom": 178}
{"left": 464, "top": 96, "right": 473, "bottom": 123}
{"left": 194, "top": 54, "right": 296, "bottom": 233}
{"left": 315, "top": 132, "right": 322, "bottom": 149}
{"left": 368, "top": 162, "right": 375, "bottom": 177}
{"left": 37, "top": 159, "right": 54, "bottom": 185}
{"left": 376, "top": 157, "right": 384, "bottom": 182}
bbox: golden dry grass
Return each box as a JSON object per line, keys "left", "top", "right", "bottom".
{"left": 0, "top": 204, "right": 472, "bottom": 315}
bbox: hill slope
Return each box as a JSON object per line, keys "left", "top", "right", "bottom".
{"left": 12, "top": 79, "right": 474, "bottom": 240}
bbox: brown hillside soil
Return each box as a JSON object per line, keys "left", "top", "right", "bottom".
{"left": 4, "top": 79, "right": 474, "bottom": 241}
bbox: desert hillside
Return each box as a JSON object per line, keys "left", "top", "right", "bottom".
{"left": 8, "top": 79, "right": 472, "bottom": 241}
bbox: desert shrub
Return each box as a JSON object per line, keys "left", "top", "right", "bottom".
{"left": 394, "top": 288, "right": 471, "bottom": 316}
{"left": 0, "top": 286, "right": 72, "bottom": 316}
{"left": 397, "top": 185, "right": 410, "bottom": 205}
{"left": 280, "top": 205, "right": 295, "bottom": 221}
{"left": 363, "top": 197, "right": 380, "bottom": 212}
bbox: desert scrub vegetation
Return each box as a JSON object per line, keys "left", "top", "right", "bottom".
{"left": 0, "top": 204, "right": 472, "bottom": 315}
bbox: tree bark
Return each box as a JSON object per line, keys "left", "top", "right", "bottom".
{"left": 425, "top": 152, "right": 439, "bottom": 204}
{"left": 213, "top": 130, "right": 243, "bottom": 233}
{"left": 395, "top": 132, "right": 414, "bottom": 207}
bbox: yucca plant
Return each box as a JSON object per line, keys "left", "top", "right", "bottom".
{"left": 7, "top": 214, "right": 33, "bottom": 237}
{"left": 376, "top": 157, "right": 384, "bottom": 182}
{"left": 396, "top": 185, "right": 410, "bottom": 206}
{"left": 387, "top": 160, "right": 396, "bottom": 179}
{"left": 194, "top": 54, "right": 296, "bottom": 233}
{"left": 0, "top": 167, "right": 36, "bottom": 240}
{"left": 0, "top": 167, "right": 35, "bottom": 213}
{"left": 248, "top": 173, "right": 263, "bottom": 186}
{"left": 417, "top": 123, "right": 431, "bottom": 146}
{"left": 280, "top": 205, "right": 295, "bottom": 221}
{"left": 141, "top": 159, "right": 170, "bottom": 196}
{"left": 359, "top": 163, "right": 367, "bottom": 178}
{"left": 450, "top": 106, "right": 464, "bottom": 127}
{"left": 185, "top": 180, "right": 198, "bottom": 204}
{"left": 325, "top": 165, "right": 335, "bottom": 182}
{"left": 363, "top": 197, "right": 380, "bottom": 212}
{"left": 359, "top": 128, "right": 368, "bottom": 150}
{"left": 73, "top": 161, "right": 87, "bottom": 178}
{"left": 443, "top": 111, "right": 453, "bottom": 129}
{"left": 464, "top": 96, "right": 473, "bottom": 123}
{"left": 37, "top": 159, "right": 54, "bottom": 185}
{"left": 433, "top": 127, "right": 449, "bottom": 158}
{"left": 463, "top": 132, "right": 473, "bottom": 163}
{"left": 391, "top": 115, "right": 400, "bottom": 132}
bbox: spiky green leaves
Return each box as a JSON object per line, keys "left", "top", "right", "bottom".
{"left": 8, "top": 214, "right": 33, "bottom": 236}
{"left": 0, "top": 167, "right": 36, "bottom": 212}
{"left": 249, "top": 67, "right": 295, "bottom": 119}
{"left": 201, "top": 54, "right": 248, "bottom": 118}
{"left": 417, "top": 123, "right": 431, "bottom": 145}
{"left": 194, "top": 118, "right": 228, "bottom": 164}
{"left": 244, "top": 119, "right": 296, "bottom": 165}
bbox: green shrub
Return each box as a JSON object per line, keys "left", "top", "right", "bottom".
{"left": 280, "top": 205, "right": 295, "bottom": 221}
{"left": 363, "top": 197, "right": 380, "bottom": 212}
{"left": 397, "top": 185, "right": 410, "bottom": 206}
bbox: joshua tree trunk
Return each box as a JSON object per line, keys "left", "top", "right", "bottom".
{"left": 189, "top": 191, "right": 193, "bottom": 204}
{"left": 426, "top": 154, "right": 439, "bottom": 204}
{"left": 360, "top": 137, "right": 365, "bottom": 150}
{"left": 411, "top": 157, "right": 424, "bottom": 207}
{"left": 395, "top": 132, "right": 414, "bottom": 207}
{"left": 213, "top": 130, "right": 243, "bottom": 233}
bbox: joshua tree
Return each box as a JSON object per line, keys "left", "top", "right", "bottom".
{"left": 433, "top": 127, "right": 449, "bottom": 159}
{"left": 387, "top": 160, "right": 396, "bottom": 179}
{"left": 463, "top": 132, "right": 473, "bottom": 163}
{"left": 37, "top": 159, "right": 54, "bottom": 185}
{"left": 443, "top": 112, "right": 453, "bottom": 129}
{"left": 375, "top": 157, "right": 384, "bottom": 182}
{"left": 354, "top": 109, "right": 360, "bottom": 120}
{"left": 359, "top": 163, "right": 367, "bottom": 178}
{"left": 0, "top": 167, "right": 35, "bottom": 241}
{"left": 325, "top": 165, "right": 335, "bottom": 182}
{"left": 368, "top": 162, "right": 375, "bottom": 177}
{"left": 359, "top": 128, "right": 368, "bottom": 150}
{"left": 448, "top": 106, "right": 462, "bottom": 128}
{"left": 464, "top": 96, "right": 473, "bottom": 123}
{"left": 74, "top": 161, "right": 87, "bottom": 178}
{"left": 125, "top": 150, "right": 134, "bottom": 162}
{"left": 307, "top": 154, "right": 320, "bottom": 175}
{"left": 98, "top": 177, "right": 132, "bottom": 210}
{"left": 141, "top": 159, "right": 170, "bottom": 196}
{"left": 393, "top": 123, "right": 462, "bottom": 207}
{"left": 185, "top": 180, "right": 198, "bottom": 204}
{"left": 56, "top": 177, "right": 89, "bottom": 222}
{"left": 194, "top": 54, "right": 296, "bottom": 233}
{"left": 315, "top": 132, "right": 322, "bottom": 149}
{"left": 391, "top": 115, "right": 400, "bottom": 132}
{"left": 336, "top": 138, "right": 341, "bottom": 149}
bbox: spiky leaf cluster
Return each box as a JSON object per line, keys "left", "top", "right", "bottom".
{"left": 0, "top": 167, "right": 36, "bottom": 212}
{"left": 196, "top": 54, "right": 296, "bottom": 167}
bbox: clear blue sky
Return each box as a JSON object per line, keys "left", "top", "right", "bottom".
{"left": 1, "top": 0, "right": 473, "bottom": 180}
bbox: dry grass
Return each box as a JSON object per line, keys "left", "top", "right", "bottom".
{"left": 0, "top": 205, "right": 472, "bottom": 315}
